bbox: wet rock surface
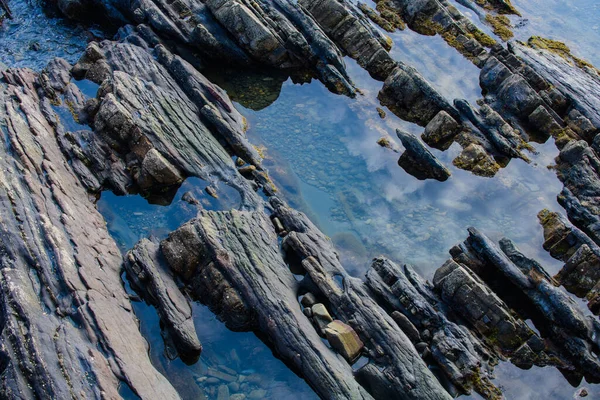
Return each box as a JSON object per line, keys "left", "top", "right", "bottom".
{"left": 2, "top": 0, "right": 600, "bottom": 398}
{"left": 0, "top": 56, "right": 179, "bottom": 399}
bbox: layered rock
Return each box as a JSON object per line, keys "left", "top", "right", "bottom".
{"left": 131, "top": 200, "right": 452, "bottom": 399}
{"left": 371, "top": 0, "right": 495, "bottom": 64}
{"left": 478, "top": 41, "right": 600, "bottom": 243}
{"left": 539, "top": 209, "right": 600, "bottom": 315}
{"left": 450, "top": 228, "right": 600, "bottom": 383}
{"left": 274, "top": 198, "right": 452, "bottom": 399}
{"left": 366, "top": 258, "right": 501, "bottom": 399}
{"left": 56, "top": 0, "right": 358, "bottom": 95}
{"left": 0, "top": 60, "right": 179, "bottom": 399}
{"left": 0, "top": 24, "right": 292, "bottom": 398}
{"left": 379, "top": 63, "right": 459, "bottom": 126}
{"left": 300, "top": 0, "right": 397, "bottom": 80}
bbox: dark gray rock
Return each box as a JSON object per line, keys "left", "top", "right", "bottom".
{"left": 274, "top": 198, "right": 452, "bottom": 399}
{"left": 422, "top": 110, "right": 461, "bottom": 150}
{"left": 300, "top": 0, "right": 397, "bottom": 80}
{"left": 158, "top": 208, "right": 374, "bottom": 399}
{"left": 396, "top": 129, "right": 451, "bottom": 181}
{"left": 0, "top": 65, "right": 179, "bottom": 399}
{"left": 125, "top": 238, "right": 202, "bottom": 363}
{"left": 456, "top": 228, "right": 600, "bottom": 382}
{"left": 367, "top": 258, "right": 500, "bottom": 398}
{"left": 61, "top": 0, "right": 358, "bottom": 96}
{"left": 379, "top": 64, "right": 460, "bottom": 126}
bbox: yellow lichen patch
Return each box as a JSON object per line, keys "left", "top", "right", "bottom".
{"left": 485, "top": 14, "right": 513, "bottom": 41}
{"left": 527, "top": 36, "right": 600, "bottom": 73}
{"left": 253, "top": 144, "right": 267, "bottom": 159}
{"left": 359, "top": 1, "right": 406, "bottom": 33}
{"left": 471, "top": 28, "right": 497, "bottom": 47}
{"left": 468, "top": 368, "right": 504, "bottom": 400}
{"left": 475, "top": 0, "right": 521, "bottom": 16}
{"left": 440, "top": 31, "right": 481, "bottom": 64}
{"left": 378, "top": 7, "right": 406, "bottom": 31}
{"left": 376, "top": 137, "right": 392, "bottom": 149}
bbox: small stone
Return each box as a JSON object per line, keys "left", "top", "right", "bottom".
{"left": 422, "top": 110, "right": 460, "bottom": 150}
{"left": 397, "top": 129, "right": 451, "bottom": 181}
{"left": 453, "top": 143, "right": 500, "bottom": 177}
{"left": 377, "top": 137, "right": 393, "bottom": 149}
{"left": 376, "top": 107, "right": 386, "bottom": 119}
{"left": 228, "top": 382, "right": 240, "bottom": 392}
{"left": 205, "top": 186, "right": 218, "bottom": 198}
{"left": 301, "top": 293, "right": 318, "bottom": 308}
{"left": 181, "top": 191, "right": 200, "bottom": 205}
{"left": 230, "top": 395, "right": 246, "bottom": 400}
{"left": 272, "top": 217, "right": 285, "bottom": 234}
{"left": 577, "top": 388, "right": 589, "bottom": 397}
{"left": 139, "top": 148, "right": 183, "bottom": 187}
{"left": 217, "top": 385, "right": 230, "bottom": 400}
{"left": 324, "top": 320, "right": 364, "bottom": 362}
{"left": 238, "top": 165, "right": 256, "bottom": 177}
{"left": 391, "top": 311, "right": 420, "bottom": 343}
{"left": 248, "top": 389, "right": 267, "bottom": 399}
{"left": 29, "top": 42, "right": 41, "bottom": 52}
{"left": 207, "top": 367, "right": 237, "bottom": 382}
{"left": 415, "top": 342, "right": 430, "bottom": 358}
{"left": 312, "top": 303, "right": 333, "bottom": 334}
{"left": 528, "top": 105, "right": 561, "bottom": 137}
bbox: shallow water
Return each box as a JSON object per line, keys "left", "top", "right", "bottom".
{"left": 123, "top": 282, "right": 317, "bottom": 400}
{"left": 239, "top": 61, "right": 564, "bottom": 279}
{"left": 0, "top": 0, "right": 105, "bottom": 69}
{"left": 2, "top": 0, "right": 600, "bottom": 398}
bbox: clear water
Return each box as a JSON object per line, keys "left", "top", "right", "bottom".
{"left": 125, "top": 287, "right": 317, "bottom": 400}
{"left": 2, "top": 0, "right": 600, "bottom": 398}
{"left": 511, "top": 0, "right": 600, "bottom": 66}
{"left": 238, "top": 57, "right": 564, "bottom": 279}
{"left": 0, "top": 0, "right": 106, "bottom": 69}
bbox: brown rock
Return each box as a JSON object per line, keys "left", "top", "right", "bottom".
{"left": 324, "top": 320, "right": 364, "bottom": 362}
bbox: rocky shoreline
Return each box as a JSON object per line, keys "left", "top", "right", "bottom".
{"left": 1, "top": 0, "right": 600, "bottom": 399}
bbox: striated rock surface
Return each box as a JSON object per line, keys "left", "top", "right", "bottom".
{"left": 143, "top": 197, "right": 454, "bottom": 399}
{"left": 379, "top": 64, "right": 459, "bottom": 126}
{"left": 56, "top": 0, "right": 359, "bottom": 95}
{"left": 0, "top": 61, "right": 180, "bottom": 399}
{"left": 366, "top": 258, "right": 501, "bottom": 399}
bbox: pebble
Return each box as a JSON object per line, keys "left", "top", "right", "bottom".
{"left": 248, "top": 389, "right": 267, "bottom": 399}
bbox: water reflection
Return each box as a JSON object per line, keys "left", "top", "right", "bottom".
{"left": 97, "top": 177, "right": 241, "bottom": 252}
{"left": 128, "top": 290, "right": 317, "bottom": 400}
{"left": 242, "top": 76, "right": 564, "bottom": 279}
{"left": 511, "top": 0, "right": 600, "bottom": 65}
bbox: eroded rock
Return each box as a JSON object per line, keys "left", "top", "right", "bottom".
{"left": 397, "top": 129, "right": 451, "bottom": 181}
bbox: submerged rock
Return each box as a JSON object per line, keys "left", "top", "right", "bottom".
{"left": 125, "top": 238, "right": 202, "bottom": 363}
